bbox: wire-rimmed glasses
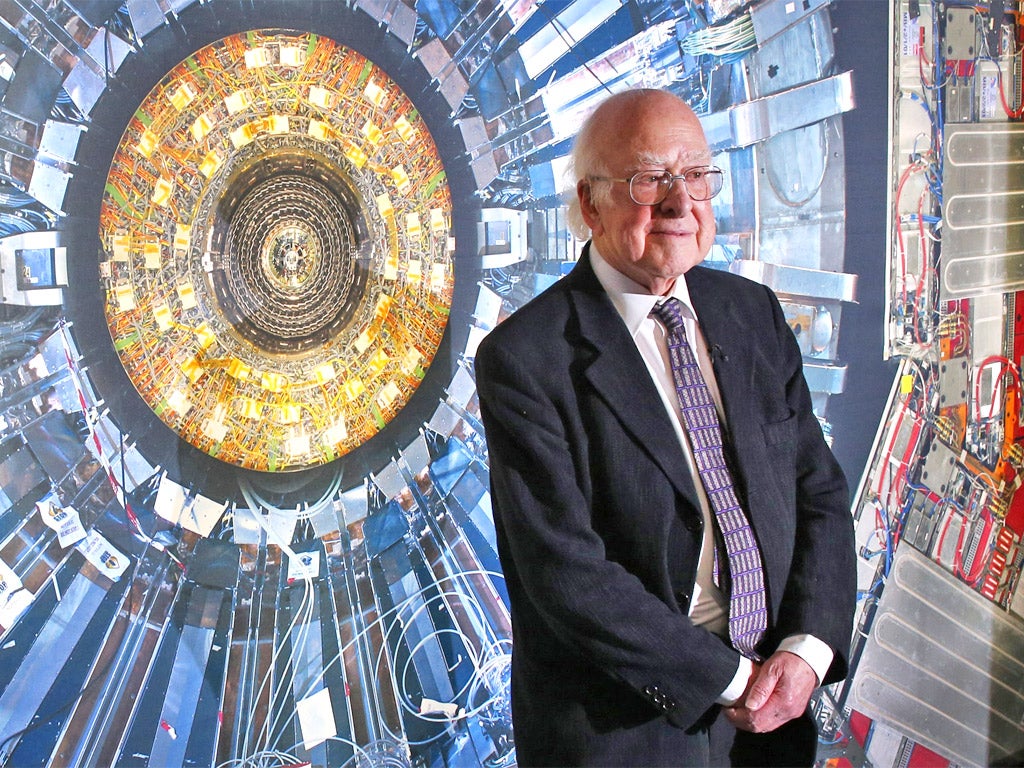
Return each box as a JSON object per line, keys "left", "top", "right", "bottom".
{"left": 590, "top": 166, "right": 725, "bottom": 205}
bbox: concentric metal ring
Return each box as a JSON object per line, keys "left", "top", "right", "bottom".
{"left": 225, "top": 172, "right": 357, "bottom": 344}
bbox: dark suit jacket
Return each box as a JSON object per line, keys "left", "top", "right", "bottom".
{"left": 474, "top": 250, "right": 856, "bottom": 766}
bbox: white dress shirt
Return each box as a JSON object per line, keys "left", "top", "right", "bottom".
{"left": 589, "top": 247, "right": 833, "bottom": 704}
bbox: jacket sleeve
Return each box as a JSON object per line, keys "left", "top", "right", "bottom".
{"left": 474, "top": 331, "right": 742, "bottom": 729}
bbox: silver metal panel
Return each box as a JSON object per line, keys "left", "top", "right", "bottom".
{"left": 438, "top": 67, "right": 470, "bottom": 113}
{"left": 517, "top": 0, "right": 620, "bottom": 80}
{"left": 750, "top": 0, "right": 831, "bottom": 47}
{"left": 479, "top": 207, "right": 528, "bottom": 268}
{"left": 938, "top": 357, "right": 970, "bottom": 409}
{"left": 125, "top": 0, "right": 165, "bottom": 39}
{"left": 120, "top": 443, "right": 157, "bottom": 490}
{"left": 942, "top": 252, "right": 1024, "bottom": 299}
{"left": 356, "top": 0, "right": 393, "bottom": 23}
{"left": 755, "top": 215, "right": 846, "bottom": 271}
{"left": 0, "top": 230, "right": 66, "bottom": 306}
{"left": 456, "top": 116, "right": 490, "bottom": 155}
{"left": 414, "top": 38, "right": 469, "bottom": 112}
{"left": 414, "top": 38, "right": 450, "bottom": 81}
{"left": 309, "top": 501, "right": 343, "bottom": 538}
{"left": 149, "top": 622, "right": 216, "bottom": 768}
{"left": 944, "top": 7, "right": 979, "bottom": 59}
{"left": 849, "top": 546, "right": 1024, "bottom": 766}
{"left": 167, "top": 0, "right": 201, "bottom": 13}
{"left": 473, "top": 283, "right": 503, "bottom": 329}
{"left": 920, "top": 437, "right": 958, "bottom": 491}
{"left": 944, "top": 186, "right": 1024, "bottom": 229}
{"left": 372, "top": 459, "right": 407, "bottom": 499}
{"left": 290, "top": 598, "right": 329, "bottom": 767}
{"left": 748, "top": 5, "right": 836, "bottom": 103}
{"left": 401, "top": 432, "right": 431, "bottom": 476}
{"left": 38, "top": 121, "right": 84, "bottom": 162}
{"left": 971, "top": 293, "right": 1006, "bottom": 363}
{"left": 27, "top": 162, "right": 70, "bottom": 216}
{"left": 388, "top": 1, "right": 418, "bottom": 47}
{"left": 339, "top": 484, "right": 370, "bottom": 525}
{"left": 390, "top": 571, "right": 455, "bottom": 701}
{"left": 233, "top": 507, "right": 262, "bottom": 546}
{"left": 84, "top": 23, "right": 132, "bottom": 78}
{"left": 37, "top": 331, "right": 86, "bottom": 421}
{"left": 0, "top": 573, "right": 105, "bottom": 747}
{"left": 703, "top": 72, "right": 854, "bottom": 150}
{"left": 446, "top": 364, "right": 477, "bottom": 409}
{"left": 470, "top": 152, "right": 499, "bottom": 188}
{"left": 728, "top": 260, "right": 857, "bottom": 302}
{"left": 290, "top": 602, "right": 325, "bottom": 702}
{"left": 942, "top": 123, "right": 1024, "bottom": 298}
{"left": 62, "top": 62, "right": 106, "bottom": 116}
{"left": 427, "top": 401, "right": 461, "bottom": 438}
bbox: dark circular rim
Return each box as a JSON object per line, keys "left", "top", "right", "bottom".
{"left": 62, "top": 5, "right": 482, "bottom": 502}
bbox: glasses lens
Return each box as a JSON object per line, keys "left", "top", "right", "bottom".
{"left": 682, "top": 167, "right": 724, "bottom": 201}
{"left": 628, "top": 171, "right": 671, "bottom": 205}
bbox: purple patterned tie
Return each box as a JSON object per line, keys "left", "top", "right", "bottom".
{"left": 651, "top": 298, "right": 767, "bottom": 659}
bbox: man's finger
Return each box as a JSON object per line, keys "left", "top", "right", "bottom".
{"left": 744, "top": 663, "right": 780, "bottom": 711}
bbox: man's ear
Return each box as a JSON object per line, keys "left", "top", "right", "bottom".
{"left": 578, "top": 179, "right": 601, "bottom": 235}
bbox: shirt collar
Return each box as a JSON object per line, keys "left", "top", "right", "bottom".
{"left": 589, "top": 244, "right": 697, "bottom": 338}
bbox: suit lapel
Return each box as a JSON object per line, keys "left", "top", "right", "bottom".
{"left": 566, "top": 253, "right": 701, "bottom": 507}
{"left": 686, "top": 267, "right": 770, "bottom": 529}
{"left": 685, "top": 267, "right": 751, "bottom": 433}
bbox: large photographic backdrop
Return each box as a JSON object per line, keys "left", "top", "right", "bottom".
{"left": 0, "top": 1, "right": 1019, "bottom": 766}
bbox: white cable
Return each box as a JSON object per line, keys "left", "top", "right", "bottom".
{"left": 680, "top": 13, "right": 756, "bottom": 57}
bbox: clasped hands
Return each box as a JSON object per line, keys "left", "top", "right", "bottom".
{"left": 721, "top": 651, "right": 817, "bottom": 733}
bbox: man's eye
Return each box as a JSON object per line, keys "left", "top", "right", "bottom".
{"left": 637, "top": 173, "right": 665, "bottom": 184}
{"left": 686, "top": 169, "right": 706, "bottom": 181}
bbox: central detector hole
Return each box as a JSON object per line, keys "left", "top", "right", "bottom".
{"left": 264, "top": 222, "right": 316, "bottom": 289}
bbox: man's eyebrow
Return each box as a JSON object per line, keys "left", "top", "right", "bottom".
{"left": 635, "top": 152, "right": 667, "bottom": 167}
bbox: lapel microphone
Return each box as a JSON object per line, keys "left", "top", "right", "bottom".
{"left": 710, "top": 344, "right": 728, "bottom": 363}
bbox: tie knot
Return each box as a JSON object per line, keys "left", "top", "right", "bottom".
{"left": 651, "top": 297, "right": 685, "bottom": 332}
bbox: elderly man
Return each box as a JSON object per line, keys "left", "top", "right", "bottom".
{"left": 473, "top": 88, "right": 856, "bottom": 766}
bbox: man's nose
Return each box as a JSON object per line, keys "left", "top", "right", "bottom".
{"left": 656, "top": 177, "right": 693, "bottom": 216}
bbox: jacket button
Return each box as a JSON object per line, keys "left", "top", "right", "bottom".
{"left": 675, "top": 590, "right": 690, "bottom": 605}
{"left": 685, "top": 518, "right": 701, "bottom": 532}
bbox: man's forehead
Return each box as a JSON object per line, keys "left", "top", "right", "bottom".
{"left": 632, "top": 147, "right": 712, "bottom": 167}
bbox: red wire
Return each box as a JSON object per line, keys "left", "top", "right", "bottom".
{"left": 974, "top": 355, "right": 1021, "bottom": 420}
{"left": 997, "top": 63, "right": 1024, "bottom": 119}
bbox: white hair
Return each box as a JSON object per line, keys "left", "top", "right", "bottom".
{"left": 563, "top": 89, "right": 665, "bottom": 240}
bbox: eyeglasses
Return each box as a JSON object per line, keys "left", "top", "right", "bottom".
{"left": 590, "top": 166, "right": 725, "bottom": 205}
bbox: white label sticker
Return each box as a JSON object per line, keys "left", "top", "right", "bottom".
{"left": 297, "top": 687, "right": 336, "bottom": 749}
{"left": 77, "top": 531, "right": 129, "bottom": 581}
{"left": 288, "top": 550, "right": 320, "bottom": 582}
{"left": 0, "top": 559, "right": 31, "bottom": 627}
{"left": 901, "top": 12, "right": 921, "bottom": 58}
{"left": 37, "top": 498, "right": 87, "bottom": 548}
{"left": 0, "top": 559, "right": 23, "bottom": 605}
{"left": 980, "top": 73, "right": 1000, "bottom": 119}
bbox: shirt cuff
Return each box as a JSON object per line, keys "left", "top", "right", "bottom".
{"left": 776, "top": 633, "right": 834, "bottom": 685}
{"left": 716, "top": 655, "right": 753, "bottom": 705}
{"left": 714, "top": 635, "right": 834, "bottom": 706}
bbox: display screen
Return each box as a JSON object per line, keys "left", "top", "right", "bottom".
{"left": 15, "top": 248, "right": 57, "bottom": 290}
